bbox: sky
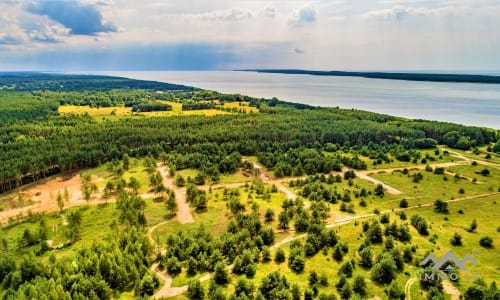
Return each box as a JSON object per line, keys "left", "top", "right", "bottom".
{"left": 0, "top": 0, "right": 499, "bottom": 71}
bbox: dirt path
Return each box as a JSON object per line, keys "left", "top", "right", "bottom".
{"left": 200, "top": 182, "right": 246, "bottom": 191}
{"left": 147, "top": 220, "right": 170, "bottom": 247}
{"left": 151, "top": 263, "right": 187, "bottom": 299}
{"left": 404, "top": 277, "right": 417, "bottom": 300}
{"left": 251, "top": 161, "right": 298, "bottom": 200}
{"left": 446, "top": 149, "right": 500, "bottom": 169}
{"left": 442, "top": 280, "right": 460, "bottom": 300}
{"left": 157, "top": 164, "right": 193, "bottom": 224}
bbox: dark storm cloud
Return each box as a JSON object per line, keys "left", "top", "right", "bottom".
{"left": 26, "top": 0, "right": 116, "bottom": 35}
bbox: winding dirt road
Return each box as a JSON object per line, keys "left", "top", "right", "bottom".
{"left": 157, "top": 164, "right": 194, "bottom": 224}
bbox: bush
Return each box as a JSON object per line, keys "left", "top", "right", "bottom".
{"left": 371, "top": 255, "right": 397, "bottom": 284}
{"left": 387, "top": 280, "right": 405, "bottom": 300}
{"left": 399, "top": 199, "right": 408, "bottom": 208}
{"left": 468, "top": 219, "right": 478, "bottom": 232}
{"left": 450, "top": 233, "right": 463, "bottom": 246}
{"left": 166, "top": 256, "right": 182, "bottom": 275}
{"left": 374, "top": 184, "right": 384, "bottom": 197}
{"left": 288, "top": 249, "right": 306, "bottom": 273}
{"left": 434, "top": 167, "right": 445, "bottom": 175}
{"left": 478, "top": 168, "right": 490, "bottom": 176}
{"left": 274, "top": 248, "right": 286, "bottom": 263}
{"left": 187, "top": 280, "right": 205, "bottom": 300}
{"left": 264, "top": 207, "right": 274, "bottom": 222}
{"left": 434, "top": 199, "right": 449, "bottom": 214}
{"left": 213, "top": 262, "right": 230, "bottom": 285}
{"left": 479, "top": 236, "right": 493, "bottom": 248}
{"left": 411, "top": 214, "right": 429, "bottom": 235}
{"left": 352, "top": 276, "right": 366, "bottom": 296}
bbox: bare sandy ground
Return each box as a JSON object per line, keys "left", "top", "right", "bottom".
{"left": 0, "top": 174, "right": 86, "bottom": 224}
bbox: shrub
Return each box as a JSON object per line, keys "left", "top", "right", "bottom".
{"left": 399, "top": 199, "right": 408, "bottom": 208}
{"left": 187, "top": 280, "right": 204, "bottom": 300}
{"left": 411, "top": 214, "right": 429, "bottom": 235}
{"left": 274, "top": 248, "right": 285, "bottom": 263}
{"left": 479, "top": 236, "right": 493, "bottom": 248}
{"left": 450, "top": 233, "right": 463, "bottom": 246}
{"left": 434, "top": 199, "right": 449, "bottom": 214}
{"left": 434, "top": 167, "right": 445, "bottom": 175}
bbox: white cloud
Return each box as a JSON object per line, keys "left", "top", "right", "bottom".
{"left": 200, "top": 8, "right": 253, "bottom": 22}
{"left": 0, "top": 4, "right": 70, "bottom": 47}
{"left": 265, "top": 5, "right": 276, "bottom": 18}
{"left": 289, "top": 5, "right": 317, "bottom": 26}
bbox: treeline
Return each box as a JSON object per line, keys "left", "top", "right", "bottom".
{"left": 254, "top": 69, "right": 500, "bottom": 84}
{"left": 131, "top": 101, "right": 172, "bottom": 112}
{"left": 182, "top": 102, "right": 215, "bottom": 110}
{"left": 0, "top": 73, "right": 193, "bottom": 92}
{"left": 0, "top": 105, "right": 497, "bottom": 193}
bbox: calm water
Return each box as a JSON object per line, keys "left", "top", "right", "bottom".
{"left": 99, "top": 71, "right": 500, "bottom": 129}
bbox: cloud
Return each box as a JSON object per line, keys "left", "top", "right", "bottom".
{"left": 294, "top": 47, "right": 305, "bottom": 54}
{"left": 298, "top": 6, "right": 316, "bottom": 23}
{"left": 363, "top": 6, "right": 410, "bottom": 21}
{"left": 0, "top": 5, "right": 69, "bottom": 46}
{"left": 200, "top": 8, "right": 252, "bottom": 22}
{"left": 26, "top": 0, "right": 116, "bottom": 35}
{"left": 361, "top": 5, "right": 489, "bottom": 21}
{"left": 289, "top": 5, "right": 316, "bottom": 26}
{"left": 264, "top": 5, "right": 275, "bottom": 18}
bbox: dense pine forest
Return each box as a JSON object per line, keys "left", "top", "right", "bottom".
{"left": 1, "top": 73, "right": 499, "bottom": 300}
{"left": 0, "top": 73, "right": 497, "bottom": 193}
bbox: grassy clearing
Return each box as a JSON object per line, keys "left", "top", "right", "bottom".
{"left": 152, "top": 206, "right": 229, "bottom": 246}
{"left": 1, "top": 195, "right": 170, "bottom": 262}
{"left": 222, "top": 101, "right": 259, "bottom": 113}
{"left": 218, "top": 171, "right": 252, "bottom": 184}
{"left": 58, "top": 104, "right": 231, "bottom": 120}
{"left": 0, "top": 203, "right": 117, "bottom": 259}
{"left": 325, "top": 149, "right": 456, "bottom": 171}
{"left": 59, "top": 105, "right": 132, "bottom": 121}
{"left": 370, "top": 169, "right": 492, "bottom": 208}
{"left": 444, "top": 146, "right": 500, "bottom": 166}
{"left": 141, "top": 109, "right": 230, "bottom": 117}
{"left": 176, "top": 169, "right": 199, "bottom": 180}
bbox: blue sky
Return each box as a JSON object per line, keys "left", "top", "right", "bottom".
{"left": 1, "top": 0, "right": 499, "bottom": 71}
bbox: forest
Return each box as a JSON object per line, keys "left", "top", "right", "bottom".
{"left": 1, "top": 73, "right": 499, "bottom": 300}
{"left": 252, "top": 69, "right": 500, "bottom": 84}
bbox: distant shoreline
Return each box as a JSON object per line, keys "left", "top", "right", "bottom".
{"left": 246, "top": 69, "right": 500, "bottom": 84}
